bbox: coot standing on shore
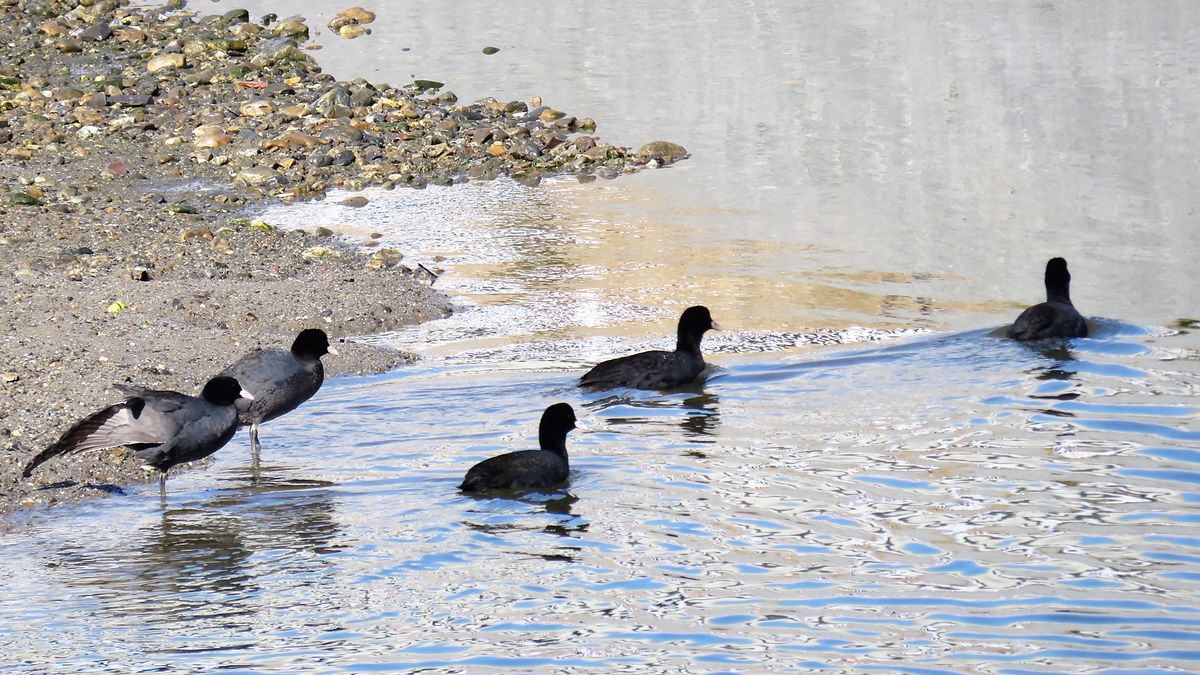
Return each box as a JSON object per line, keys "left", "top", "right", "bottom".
{"left": 219, "top": 328, "right": 338, "bottom": 467}
{"left": 23, "top": 376, "right": 254, "bottom": 499}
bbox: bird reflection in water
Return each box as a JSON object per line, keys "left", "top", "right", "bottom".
{"left": 461, "top": 491, "right": 588, "bottom": 563}
{"left": 50, "top": 478, "right": 342, "bottom": 624}
{"left": 586, "top": 385, "right": 721, "bottom": 442}
{"left": 678, "top": 391, "right": 720, "bottom": 438}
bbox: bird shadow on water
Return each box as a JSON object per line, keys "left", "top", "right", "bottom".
{"left": 34, "top": 480, "right": 127, "bottom": 495}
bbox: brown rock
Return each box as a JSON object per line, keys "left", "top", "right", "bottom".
{"left": 636, "top": 141, "right": 688, "bottom": 161}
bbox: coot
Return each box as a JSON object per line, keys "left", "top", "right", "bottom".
{"left": 459, "top": 403, "right": 580, "bottom": 492}
{"left": 23, "top": 376, "right": 253, "bottom": 498}
{"left": 219, "top": 328, "right": 337, "bottom": 464}
{"left": 1008, "top": 257, "right": 1088, "bottom": 341}
{"left": 580, "top": 306, "right": 719, "bottom": 389}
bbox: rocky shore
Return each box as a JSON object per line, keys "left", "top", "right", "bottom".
{"left": 0, "top": 0, "right": 685, "bottom": 517}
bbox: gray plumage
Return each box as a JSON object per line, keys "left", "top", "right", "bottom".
{"left": 580, "top": 306, "right": 719, "bottom": 390}
{"left": 218, "top": 329, "right": 336, "bottom": 461}
{"left": 1008, "top": 258, "right": 1088, "bottom": 341}
{"left": 23, "top": 376, "right": 252, "bottom": 495}
{"left": 459, "top": 403, "right": 578, "bottom": 492}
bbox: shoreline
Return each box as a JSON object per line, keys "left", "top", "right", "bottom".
{"left": 0, "top": 0, "right": 682, "bottom": 516}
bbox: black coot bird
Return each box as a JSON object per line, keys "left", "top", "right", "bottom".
{"left": 1007, "top": 257, "right": 1088, "bottom": 341}
{"left": 580, "top": 305, "right": 720, "bottom": 389}
{"left": 23, "top": 376, "right": 254, "bottom": 498}
{"left": 459, "top": 403, "right": 580, "bottom": 492}
{"left": 218, "top": 328, "right": 337, "bottom": 464}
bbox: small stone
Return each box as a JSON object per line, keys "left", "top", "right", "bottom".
{"left": 108, "top": 94, "right": 151, "bottom": 107}
{"left": 240, "top": 100, "right": 274, "bottom": 117}
{"left": 147, "top": 53, "right": 186, "bottom": 74}
{"left": 539, "top": 108, "right": 565, "bottom": 122}
{"left": 275, "top": 16, "right": 309, "bottom": 39}
{"left": 279, "top": 103, "right": 310, "bottom": 118}
{"left": 413, "top": 79, "right": 443, "bottom": 91}
{"left": 113, "top": 27, "right": 146, "bottom": 43}
{"left": 40, "top": 19, "right": 69, "bottom": 36}
{"left": 314, "top": 86, "right": 353, "bottom": 119}
{"left": 329, "top": 6, "right": 376, "bottom": 31}
{"left": 301, "top": 246, "right": 337, "bottom": 258}
{"left": 340, "top": 195, "right": 368, "bottom": 207}
{"left": 482, "top": 46, "right": 500, "bottom": 55}
{"left": 486, "top": 142, "right": 506, "bottom": 157}
{"left": 366, "top": 248, "right": 402, "bottom": 270}
{"left": 314, "top": 226, "right": 334, "bottom": 237}
{"left": 2, "top": 372, "right": 18, "bottom": 383}
{"left": 636, "top": 140, "right": 688, "bottom": 161}
{"left": 180, "top": 227, "right": 214, "bottom": 241}
{"left": 193, "top": 125, "right": 233, "bottom": 148}
{"left": 342, "top": 7, "right": 376, "bottom": 23}
{"left": 9, "top": 193, "right": 42, "bottom": 206}
{"left": 235, "top": 167, "right": 283, "bottom": 187}
{"left": 80, "top": 23, "right": 113, "bottom": 41}
{"left": 338, "top": 25, "right": 365, "bottom": 39}
{"left": 573, "top": 136, "right": 597, "bottom": 152}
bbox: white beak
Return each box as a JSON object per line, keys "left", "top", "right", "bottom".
{"left": 710, "top": 321, "right": 722, "bottom": 331}
{"left": 327, "top": 346, "right": 340, "bottom": 356}
{"left": 240, "top": 389, "right": 256, "bottom": 401}
{"left": 573, "top": 416, "right": 597, "bottom": 432}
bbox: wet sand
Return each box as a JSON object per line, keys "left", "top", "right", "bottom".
{"left": 0, "top": 0, "right": 677, "bottom": 515}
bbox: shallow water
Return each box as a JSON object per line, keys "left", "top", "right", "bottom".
{"left": 5, "top": 1, "right": 1200, "bottom": 672}
{"left": 4, "top": 321, "right": 1200, "bottom": 672}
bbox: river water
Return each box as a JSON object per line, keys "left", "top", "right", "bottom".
{"left": 4, "top": 1, "right": 1200, "bottom": 672}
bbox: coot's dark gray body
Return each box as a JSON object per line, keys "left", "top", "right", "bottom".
{"left": 23, "top": 376, "right": 252, "bottom": 497}
{"left": 459, "top": 403, "right": 579, "bottom": 492}
{"left": 1008, "top": 258, "right": 1088, "bottom": 341}
{"left": 218, "top": 329, "right": 336, "bottom": 462}
{"left": 580, "top": 306, "right": 719, "bottom": 390}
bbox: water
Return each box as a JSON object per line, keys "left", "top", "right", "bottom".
{"left": 4, "top": 324, "right": 1200, "bottom": 671}
{"left": 4, "top": 1, "right": 1200, "bottom": 672}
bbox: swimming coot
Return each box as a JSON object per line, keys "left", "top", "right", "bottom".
{"left": 580, "top": 306, "right": 720, "bottom": 389}
{"left": 23, "top": 376, "right": 254, "bottom": 497}
{"left": 458, "top": 403, "right": 579, "bottom": 492}
{"left": 1007, "top": 257, "right": 1088, "bottom": 341}
{"left": 218, "top": 328, "right": 337, "bottom": 463}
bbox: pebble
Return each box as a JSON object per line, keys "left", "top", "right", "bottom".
{"left": 79, "top": 24, "right": 113, "bottom": 42}
{"left": 193, "top": 125, "right": 233, "bottom": 148}
{"left": 636, "top": 140, "right": 688, "bottom": 161}
{"left": 340, "top": 195, "right": 369, "bottom": 207}
{"left": 329, "top": 7, "right": 376, "bottom": 31}
{"left": 147, "top": 53, "right": 186, "bottom": 73}
{"left": 236, "top": 167, "right": 284, "bottom": 187}
{"left": 9, "top": 193, "right": 42, "bottom": 206}
{"left": 240, "top": 100, "right": 274, "bottom": 117}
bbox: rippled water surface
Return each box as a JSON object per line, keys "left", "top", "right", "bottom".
{"left": 5, "top": 1, "right": 1200, "bottom": 672}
